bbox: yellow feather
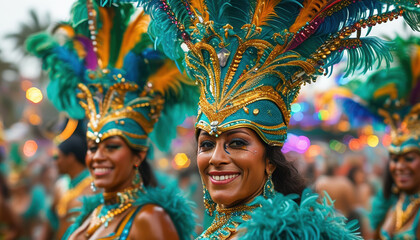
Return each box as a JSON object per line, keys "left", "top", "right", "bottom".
{"left": 189, "top": 0, "right": 209, "bottom": 22}
{"left": 148, "top": 61, "right": 190, "bottom": 96}
{"left": 97, "top": 7, "right": 113, "bottom": 68}
{"left": 251, "top": 0, "right": 282, "bottom": 27}
{"left": 373, "top": 83, "right": 398, "bottom": 100}
{"left": 289, "top": 0, "right": 331, "bottom": 33}
{"left": 73, "top": 40, "right": 87, "bottom": 59}
{"left": 115, "top": 12, "right": 150, "bottom": 69}
{"left": 55, "top": 24, "right": 75, "bottom": 38}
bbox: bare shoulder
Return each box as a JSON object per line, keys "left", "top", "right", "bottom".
{"left": 129, "top": 204, "right": 179, "bottom": 240}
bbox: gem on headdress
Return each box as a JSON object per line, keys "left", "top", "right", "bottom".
{"left": 181, "top": 43, "right": 189, "bottom": 53}
{"left": 243, "top": 107, "right": 249, "bottom": 114}
{"left": 95, "top": 138, "right": 100, "bottom": 143}
{"left": 210, "top": 121, "right": 219, "bottom": 136}
{"left": 253, "top": 109, "right": 259, "bottom": 115}
{"left": 217, "top": 48, "right": 231, "bottom": 67}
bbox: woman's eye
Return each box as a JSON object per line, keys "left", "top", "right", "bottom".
{"left": 404, "top": 157, "right": 415, "bottom": 162}
{"left": 229, "top": 139, "right": 248, "bottom": 149}
{"left": 106, "top": 145, "right": 121, "bottom": 150}
{"left": 88, "top": 146, "right": 98, "bottom": 153}
{"left": 199, "top": 141, "right": 214, "bottom": 151}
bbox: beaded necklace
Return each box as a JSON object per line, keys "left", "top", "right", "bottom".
{"left": 395, "top": 192, "right": 420, "bottom": 231}
{"left": 85, "top": 186, "right": 141, "bottom": 238}
{"left": 197, "top": 203, "right": 259, "bottom": 240}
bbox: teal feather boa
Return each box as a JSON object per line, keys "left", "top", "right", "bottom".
{"left": 239, "top": 189, "right": 362, "bottom": 240}
{"left": 62, "top": 182, "right": 196, "bottom": 240}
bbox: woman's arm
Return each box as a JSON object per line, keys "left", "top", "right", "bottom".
{"left": 129, "top": 204, "right": 180, "bottom": 240}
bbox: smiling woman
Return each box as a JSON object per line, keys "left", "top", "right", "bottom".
{"left": 113, "top": 0, "right": 420, "bottom": 238}
{"left": 25, "top": 0, "right": 197, "bottom": 239}
{"left": 338, "top": 36, "right": 420, "bottom": 239}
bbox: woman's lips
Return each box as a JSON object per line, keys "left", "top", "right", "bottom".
{"left": 93, "top": 167, "right": 113, "bottom": 176}
{"left": 208, "top": 172, "right": 240, "bottom": 185}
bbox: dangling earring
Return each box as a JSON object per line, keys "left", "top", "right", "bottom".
{"left": 90, "top": 181, "right": 98, "bottom": 192}
{"left": 263, "top": 172, "right": 275, "bottom": 199}
{"left": 132, "top": 164, "right": 144, "bottom": 192}
{"left": 203, "top": 183, "right": 216, "bottom": 216}
{"left": 392, "top": 184, "right": 400, "bottom": 195}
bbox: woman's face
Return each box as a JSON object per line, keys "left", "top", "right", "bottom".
{"left": 197, "top": 128, "right": 271, "bottom": 208}
{"left": 389, "top": 150, "right": 420, "bottom": 194}
{"left": 86, "top": 136, "right": 145, "bottom": 192}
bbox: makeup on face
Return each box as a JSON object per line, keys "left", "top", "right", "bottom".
{"left": 389, "top": 151, "right": 420, "bottom": 194}
{"left": 86, "top": 136, "right": 141, "bottom": 192}
{"left": 197, "top": 128, "right": 268, "bottom": 207}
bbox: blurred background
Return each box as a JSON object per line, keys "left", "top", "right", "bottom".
{"left": 0, "top": 1, "right": 419, "bottom": 240}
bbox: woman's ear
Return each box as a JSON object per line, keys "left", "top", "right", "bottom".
{"left": 265, "top": 158, "right": 276, "bottom": 175}
{"left": 134, "top": 151, "right": 147, "bottom": 166}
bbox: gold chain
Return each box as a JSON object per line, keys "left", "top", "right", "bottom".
{"left": 85, "top": 202, "right": 133, "bottom": 238}
{"left": 395, "top": 196, "right": 420, "bottom": 231}
{"left": 85, "top": 186, "right": 140, "bottom": 238}
{"left": 202, "top": 204, "right": 257, "bottom": 238}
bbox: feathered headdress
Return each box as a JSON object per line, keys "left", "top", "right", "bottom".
{"left": 339, "top": 36, "right": 420, "bottom": 154}
{"left": 104, "top": 0, "right": 420, "bottom": 146}
{"left": 26, "top": 0, "right": 198, "bottom": 152}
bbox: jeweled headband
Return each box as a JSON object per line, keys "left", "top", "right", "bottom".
{"left": 27, "top": 0, "right": 198, "bottom": 151}
{"left": 107, "top": 0, "right": 420, "bottom": 146}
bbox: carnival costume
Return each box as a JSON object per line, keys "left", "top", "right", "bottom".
{"left": 104, "top": 0, "right": 419, "bottom": 238}
{"left": 338, "top": 36, "right": 420, "bottom": 239}
{"left": 26, "top": 0, "right": 197, "bottom": 239}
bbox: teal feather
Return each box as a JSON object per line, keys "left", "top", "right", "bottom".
{"left": 326, "top": 37, "right": 393, "bottom": 77}
{"left": 403, "top": 8, "right": 420, "bottom": 31}
{"left": 25, "top": 32, "right": 86, "bottom": 119}
{"left": 206, "top": 0, "right": 231, "bottom": 27}
{"left": 239, "top": 189, "right": 362, "bottom": 240}
{"left": 149, "top": 77, "right": 199, "bottom": 152}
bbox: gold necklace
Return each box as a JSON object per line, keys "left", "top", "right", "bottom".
{"left": 85, "top": 202, "right": 133, "bottom": 238}
{"left": 201, "top": 204, "right": 258, "bottom": 239}
{"left": 85, "top": 186, "right": 140, "bottom": 238}
{"left": 395, "top": 195, "right": 420, "bottom": 231}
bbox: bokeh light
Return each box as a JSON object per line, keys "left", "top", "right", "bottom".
{"left": 173, "top": 153, "right": 190, "bottom": 169}
{"left": 349, "top": 139, "right": 362, "bottom": 151}
{"left": 337, "top": 121, "right": 350, "bottom": 132}
{"left": 305, "top": 145, "right": 322, "bottom": 159}
{"left": 291, "top": 103, "right": 302, "bottom": 113}
{"left": 382, "top": 134, "right": 392, "bottom": 146}
{"left": 292, "top": 112, "right": 304, "bottom": 122}
{"left": 23, "top": 140, "right": 38, "bottom": 157}
{"left": 367, "top": 135, "right": 379, "bottom": 147}
{"left": 318, "top": 109, "right": 330, "bottom": 121}
{"left": 26, "top": 87, "right": 43, "bottom": 103}
{"left": 28, "top": 113, "right": 42, "bottom": 125}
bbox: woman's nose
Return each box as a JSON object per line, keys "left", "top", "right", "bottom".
{"left": 92, "top": 147, "right": 106, "bottom": 161}
{"left": 209, "top": 142, "right": 230, "bottom": 166}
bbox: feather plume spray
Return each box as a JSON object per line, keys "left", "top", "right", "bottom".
{"left": 26, "top": 32, "right": 86, "bottom": 119}
{"left": 239, "top": 189, "right": 362, "bottom": 240}
{"left": 96, "top": 7, "right": 112, "bottom": 68}
{"left": 189, "top": 0, "right": 210, "bottom": 23}
{"left": 289, "top": 0, "right": 331, "bottom": 33}
{"left": 250, "top": 0, "right": 283, "bottom": 27}
{"left": 115, "top": 12, "right": 150, "bottom": 68}
{"left": 147, "top": 60, "right": 199, "bottom": 152}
